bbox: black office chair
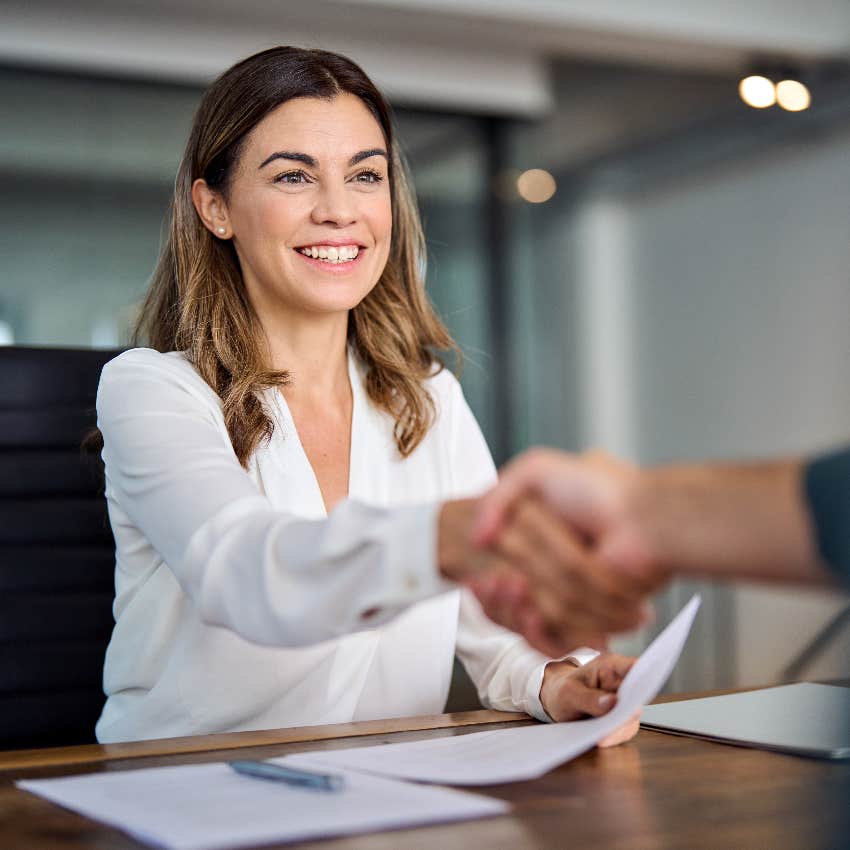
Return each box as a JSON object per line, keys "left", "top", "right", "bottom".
{"left": 0, "top": 346, "right": 122, "bottom": 749}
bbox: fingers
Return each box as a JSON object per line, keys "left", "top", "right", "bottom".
{"left": 492, "top": 496, "right": 650, "bottom": 638}
{"left": 445, "top": 488, "right": 652, "bottom": 654}
{"left": 472, "top": 448, "right": 566, "bottom": 546}
{"left": 540, "top": 653, "right": 639, "bottom": 725}
{"left": 468, "top": 573, "right": 586, "bottom": 656}
{"left": 473, "top": 447, "right": 629, "bottom": 547}
{"left": 445, "top": 496, "right": 611, "bottom": 654}
{"left": 466, "top": 570, "right": 528, "bottom": 634}
{"left": 544, "top": 672, "right": 619, "bottom": 722}
{"left": 596, "top": 654, "right": 636, "bottom": 691}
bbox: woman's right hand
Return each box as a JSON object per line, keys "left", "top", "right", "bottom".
{"left": 438, "top": 496, "right": 650, "bottom": 656}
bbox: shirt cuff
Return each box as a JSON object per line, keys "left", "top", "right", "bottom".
{"left": 394, "top": 500, "right": 456, "bottom": 600}
{"left": 527, "top": 646, "right": 602, "bottom": 724}
{"left": 356, "top": 501, "right": 456, "bottom": 627}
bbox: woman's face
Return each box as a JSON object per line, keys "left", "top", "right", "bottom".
{"left": 213, "top": 94, "right": 392, "bottom": 321}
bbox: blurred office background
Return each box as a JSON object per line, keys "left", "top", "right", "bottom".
{"left": 1, "top": 0, "right": 849, "bottom": 693}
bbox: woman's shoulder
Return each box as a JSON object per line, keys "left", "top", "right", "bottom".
{"left": 101, "top": 347, "right": 201, "bottom": 383}
{"left": 421, "top": 362, "right": 471, "bottom": 433}
{"left": 423, "top": 361, "right": 463, "bottom": 403}
{"left": 99, "top": 348, "right": 220, "bottom": 409}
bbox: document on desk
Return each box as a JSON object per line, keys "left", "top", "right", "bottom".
{"left": 17, "top": 763, "right": 507, "bottom": 850}
{"left": 285, "top": 595, "right": 702, "bottom": 785}
{"left": 17, "top": 597, "right": 699, "bottom": 849}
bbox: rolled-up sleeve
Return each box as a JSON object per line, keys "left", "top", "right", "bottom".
{"left": 804, "top": 446, "right": 850, "bottom": 586}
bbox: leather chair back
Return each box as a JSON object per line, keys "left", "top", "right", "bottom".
{"left": 0, "top": 346, "right": 121, "bottom": 749}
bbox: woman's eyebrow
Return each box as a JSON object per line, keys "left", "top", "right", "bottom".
{"left": 349, "top": 148, "right": 388, "bottom": 165}
{"left": 258, "top": 151, "right": 316, "bottom": 169}
{"left": 258, "top": 149, "right": 388, "bottom": 170}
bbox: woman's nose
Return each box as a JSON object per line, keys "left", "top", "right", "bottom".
{"left": 310, "top": 181, "right": 357, "bottom": 227}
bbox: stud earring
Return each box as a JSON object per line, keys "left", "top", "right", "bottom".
{"left": 216, "top": 226, "right": 226, "bottom": 235}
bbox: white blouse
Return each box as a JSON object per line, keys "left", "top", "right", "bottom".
{"left": 95, "top": 347, "right": 592, "bottom": 743}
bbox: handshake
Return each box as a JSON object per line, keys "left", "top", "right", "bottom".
{"left": 438, "top": 447, "right": 828, "bottom": 657}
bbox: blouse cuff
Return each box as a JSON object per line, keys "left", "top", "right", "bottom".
{"left": 390, "top": 501, "right": 456, "bottom": 602}
{"left": 352, "top": 500, "right": 456, "bottom": 627}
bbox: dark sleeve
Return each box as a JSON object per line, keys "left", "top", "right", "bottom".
{"left": 803, "top": 446, "right": 850, "bottom": 585}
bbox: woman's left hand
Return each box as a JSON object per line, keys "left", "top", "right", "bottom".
{"left": 539, "top": 653, "right": 640, "bottom": 747}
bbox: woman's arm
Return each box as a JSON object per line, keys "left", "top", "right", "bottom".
{"left": 99, "top": 349, "right": 454, "bottom": 647}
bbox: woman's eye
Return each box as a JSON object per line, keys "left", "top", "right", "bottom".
{"left": 355, "top": 170, "right": 383, "bottom": 185}
{"left": 275, "top": 170, "right": 309, "bottom": 185}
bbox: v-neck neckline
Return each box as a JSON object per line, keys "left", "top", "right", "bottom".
{"left": 272, "top": 349, "right": 361, "bottom": 519}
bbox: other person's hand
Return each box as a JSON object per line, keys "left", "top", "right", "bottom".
{"left": 438, "top": 494, "right": 649, "bottom": 656}
{"left": 474, "top": 448, "right": 670, "bottom": 592}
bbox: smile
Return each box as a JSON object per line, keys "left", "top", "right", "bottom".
{"left": 297, "top": 244, "right": 360, "bottom": 264}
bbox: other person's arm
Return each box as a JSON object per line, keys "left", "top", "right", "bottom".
{"left": 474, "top": 447, "right": 841, "bottom": 595}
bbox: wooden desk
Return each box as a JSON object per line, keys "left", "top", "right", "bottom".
{"left": 2, "top": 698, "right": 849, "bottom": 850}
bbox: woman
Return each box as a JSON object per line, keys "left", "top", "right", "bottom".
{"left": 95, "top": 46, "right": 642, "bottom": 744}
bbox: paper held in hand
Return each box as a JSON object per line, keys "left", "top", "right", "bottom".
{"left": 285, "top": 594, "right": 702, "bottom": 785}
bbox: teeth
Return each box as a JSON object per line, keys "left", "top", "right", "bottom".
{"left": 299, "top": 245, "right": 360, "bottom": 263}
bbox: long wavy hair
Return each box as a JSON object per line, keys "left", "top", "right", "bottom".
{"left": 135, "top": 46, "right": 458, "bottom": 465}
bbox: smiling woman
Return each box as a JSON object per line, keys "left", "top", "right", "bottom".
{"left": 92, "top": 46, "right": 643, "bottom": 745}
{"left": 192, "top": 95, "right": 393, "bottom": 350}
{"left": 137, "top": 49, "right": 448, "bottom": 466}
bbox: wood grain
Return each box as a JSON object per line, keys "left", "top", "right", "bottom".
{"left": 0, "top": 710, "right": 525, "bottom": 771}
{"left": 2, "top": 689, "right": 849, "bottom": 850}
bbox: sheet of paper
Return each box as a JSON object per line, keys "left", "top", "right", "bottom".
{"left": 285, "top": 595, "right": 702, "bottom": 785}
{"left": 18, "top": 762, "right": 507, "bottom": 850}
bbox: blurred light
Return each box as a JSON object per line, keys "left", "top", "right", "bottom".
{"left": 516, "top": 169, "right": 557, "bottom": 203}
{"left": 0, "top": 320, "right": 13, "bottom": 345}
{"left": 738, "top": 75, "right": 776, "bottom": 109}
{"left": 776, "top": 79, "right": 811, "bottom": 112}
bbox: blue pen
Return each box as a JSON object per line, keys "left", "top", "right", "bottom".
{"left": 228, "top": 760, "right": 345, "bottom": 791}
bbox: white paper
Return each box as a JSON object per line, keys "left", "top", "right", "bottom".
{"left": 17, "top": 762, "right": 507, "bottom": 850}
{"left": 285, "top": 595, "right": 701, "bottom": 785}
{"left": 17, "top": 596, "right": 699, "bottom": 850}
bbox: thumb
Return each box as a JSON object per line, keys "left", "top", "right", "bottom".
{"left": 473, "top": 449, "right": 610, "bottom": 546}
{"left": 562, "top": 678, "right": 618, "bottom": 718}
{"left": 597, "top": 524, "right": 660, "bottom": 591}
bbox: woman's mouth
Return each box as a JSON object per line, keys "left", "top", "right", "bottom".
{"left": 296, "top": 244, "right": 361, "bottom": 265}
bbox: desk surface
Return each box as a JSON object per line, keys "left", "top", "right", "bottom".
{"left": 2, "top": 691, "right": 849, "bottom": 850}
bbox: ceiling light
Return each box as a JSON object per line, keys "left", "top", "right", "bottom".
{"left": 738, "top": 75, "right": 776, "bottom": 109}
{"left": 516, "top": 169, "right": 556, "bottom": 204}
{"left": 776, "top": 79, "right": 811, "bottom": 112}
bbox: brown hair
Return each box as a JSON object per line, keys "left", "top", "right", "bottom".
{"left": 136, "top": 46, "right": 458, "bottom": 465}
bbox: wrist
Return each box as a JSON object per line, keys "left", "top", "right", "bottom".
{"left": 437, "top": 498, "right": 481, "bottom": 583}
{"left": 539, "top": 657, "right": 581, "bottom": 721}
{"left": 626, "top": 467, "right": 677, "bottom": 575}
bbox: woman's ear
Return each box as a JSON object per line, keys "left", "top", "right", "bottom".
{"left": 192, "top": 179, "right": 231, "bottom": 239}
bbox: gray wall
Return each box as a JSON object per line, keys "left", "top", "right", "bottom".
{"left": 517, "top": 122, "right": 850, "bottom": 689}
